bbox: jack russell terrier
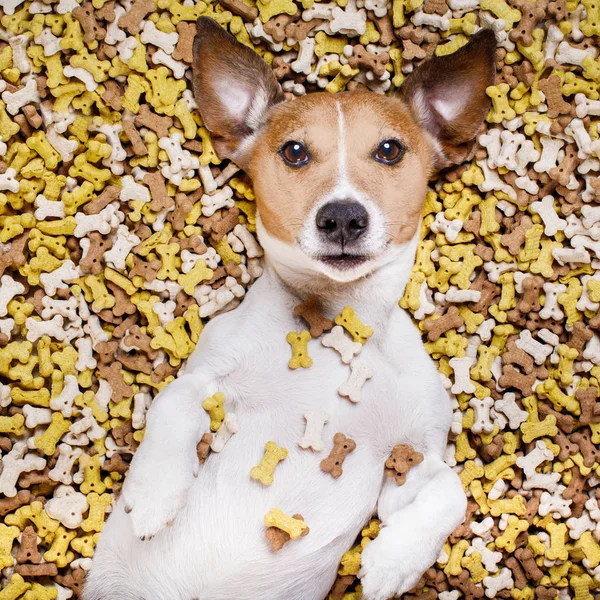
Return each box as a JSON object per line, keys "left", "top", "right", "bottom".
{"left": 85, "top": 18, "right": 496, "bottom": 600}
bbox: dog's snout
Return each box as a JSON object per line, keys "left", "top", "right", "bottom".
{"left": 316, "top": 201, "right": 369, "bottom": 245}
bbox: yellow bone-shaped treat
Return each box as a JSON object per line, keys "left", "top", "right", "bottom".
{"left": 495, "top": 516, "right": 529, "bottom": 553}
{"left": 0, "top": 413, "right": 25, "bottom": 435}
{"left": 250, "top": 441, "right": 288, "bottom": 486}
{"left": 334, "top": 306, "right": 373, "bottom": 345}
{"left": 264, "top": 508, "right": 307, "bottom": 539}
{"left": 5, "top": 501, "right": 60, "bottom": 537}
{"left": 26, "top": 131, "right": 61, "bottom": 170}
{"left": 0, "top": 574, "right": 31, "bottom": 600}
{"left": 444, "top": 539, "right": 470, "bottom": 576}
{"left": 286, "top": 330, "right": 313, "bottom": 369}
{"left": 202, "top": 392, "right": 226, "bottom": 431}
{"left": 81, "top": 493, "right": 113, "bottom": 533}
{"left": 0, "top": 524, "right": 20, "bottom": 569}
{"left": 44, "top": 525, "right": 76, "bottom": 568}
{"left": 177, "top": 259, "right": 213, "bottom": 295}
{"left": 34, "top": 413, "right": 72, "bottom": 456}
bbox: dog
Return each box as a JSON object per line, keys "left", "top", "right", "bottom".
{"left": 84, "top": 18, "right": 496, "bottom": 600}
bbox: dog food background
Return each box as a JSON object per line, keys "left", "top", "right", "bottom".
{"left": 1, "top": 0, "right": 600, "bottom": 598}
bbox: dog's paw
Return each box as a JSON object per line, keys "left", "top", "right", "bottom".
{"left": 358, "top": 526, "right": 436, "bottom": 600}
{"left": 121, "top": 450, "right": 196, "bottom": 540}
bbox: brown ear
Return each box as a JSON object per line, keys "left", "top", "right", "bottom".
{"left": 192, "top": 17, "right": 285, "bottom": 167}
{"left": 399, "top": 29, "right": 497, "bottom": 170}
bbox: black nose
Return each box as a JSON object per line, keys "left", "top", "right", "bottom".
{"left": 316, "top": 201, "right": 369, "bottom": 245}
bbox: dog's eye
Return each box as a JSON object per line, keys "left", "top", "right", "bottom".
{"left": 280, "top": 141, "right": 309, "bottom": 167}
{"left": 374, "top": 139, "right": 405, "bottom": 165}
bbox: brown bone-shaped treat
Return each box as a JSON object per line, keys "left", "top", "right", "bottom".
{"left": 554, "top": 429, "right": 579, "bottom": 461}
{"left": 449, "top": 499, "right": 478, "bottom": 543}
{"left": 102, "top": 80, "right": 123, "bottom": 111}
{"left": 385, "top": 444, "right": 423, "bottom": 485}
{"left": 534, "top": 587, "right": 558, "bottom": 600}
{"left": 423, "top": 0, "right": 448, "bottom": 14}
{"left": 144, "top": 170, "right": 174, "bottom": 213}
{"left": 562, "top": 465, "right": 586, "bottom": 517}
{"left": 265, "top": 513, "right": 309, "bottom": 551}
{"left": 98, "top": 362, "right": 133, "bottom": 402}
{"left": 168, "top": 193, "right": 195, "bottom": 231}
{"left": 505, "top": 556, "right": 527, "bottom": 590}
{"left": 118, "top": 0, "right": 155, "bottom": 34}
{"left": 80, "top": 231, "right": 112, "bottom": 274}
{"left": 102, "top": 453, "right": 130, "bottom": 475}
{"left": 83, "top": 184, "right": 119, "bottom": 215}
{"left": 370, "top": 13, "right": 394, "bottom": 46}
{"left": 498, "top": 365, "right": 536, "bottom": 395}
{"left": 56, "top": 568, "right": 86, "bottom": 599}
{"left": 0, "top": 490, "right": 34, "bottom": 517}
{"left": 321, "top": 433, "right": 356, "bottom": 479}
{"left": 219, "top": 0, "right": 259, "bottom": 20}
{"left": 264, "top": 14, "right": 297, "bottom": 43}
{"left": 501, "top": 214, "right": 532, "bottom": 255}
{"left": 576, "top": 387, "right": 600, "bottom": 426}
{"left": 0, "top": 231, "right": 29, "bottom": 278}
{"left": 112, "top": 314, "right": 138, "bottom": 339}
{"left": 106, "top": 281, "right": 137, "bottom": 318}
{"left": 173, "top": 21, "right": 197, "bottom": 63}
{"left": 112, "top": 419, "right": 134, "bottom": 447}
{"left": 122, "top": 118, "right": 148, "bottom": 156}
{"left": 348, "top": 45, "right": 389, "bottom": 78}
{"left": 15, "top": 563, "right": 58, "bottom": 577}
{"left": 566, "top": 321, "right": 593, "bottom": 357}
{"left": 293, "top": 297, "right": 333, "bottom": 338}
{"left": 135, "top": 104, "right": 173, "bottom": 138}
{"left": 503, "top": 336, "right": 534, "bottom": 374}
{"left": 513, "top": 60, "right": 534, "bottom": 86}
{"left": 538, "top": 75, "right": 571, "bottom": 119}
{"left": 538, "top": 403, "right": 574, "bottom": 433}
{"left": 197, "top": 433, "right": 213, "bottom": 464}
{"left": 130, "top": 256, "right": 161, "bottom": 282}
{"left": 516, "top": 275, "right": 543, "bottom": 314}
{"left": 95, "top": 340, "right": 119, "bottom": 364}
{"left": 285, "top": 18, "right": 324, "bottom": 42}
{"left": 330, "top": 575, "right": 355, "bottom": 600}
{"left": 22, "top": 105, "right": 42, "bottom": 129}
{"left": 117, "top": 351, "right": 153, "bottom": 375}
{"left": 509, "top": 0, "right": 545, "bottom": 46}
{"left": 151, "top": 360, "right": 178, "bottom": 383}
{"left": 200, "top": 207, "right": 240, "bottom": 242}
{"left": 570, "top": 430, "right": 600, "bottom": 467}
{"left": 271, "top": 56, "right": 292, "bottom": 80}
{"left": 514, "top": 547, "right": 544, "bottom": 582}
{"left": 549, "top": 144, "right": 578, "bottom": 187}
{"left": 548, "top": 0, "right": 567, "bottom": 20}
{"left": 524, "top": 491, "right": 542, "bottom": 524}
{"left": 124, "top": 325, "right": 159, "bottom": 360}
{"left": 401, "top": 39, "right": 427, "bottom": 61}
{"left": 447, "top": 570, "right": 484, "bottom": 600}
{"left": 15, "top": 526, "right": 41, "bottom": 564}
{"left": 96, "top": 0, "right": 116, "bottom": 21}
{"left": 73, "top": 2, "right": 106, "bottom": 44}
{"left": 423, "top": 306, "right": 464, "bottom": 342}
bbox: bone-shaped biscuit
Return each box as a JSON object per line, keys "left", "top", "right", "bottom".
{"left": 264, "top": 508, "right": 308, "bottom": 540}
{"left": 265, "top": 513, "right": 309, "bottom": 551}
{"left": 321, "top": 326, "right": 362, "bottom": 364}
{"left": 202, "top": 392, "right": 225, "bottom": 432}
{"left": 298, "top": 411, "right": 328, "bottom": 452}
{"left": 320, "top": 433, "right": 356, "bottom": 479}
{"left": 384, "top": 444, "right": 423, "bottom": 485}
{"left": 210, "top": 413, "right": 238, "bottom": 453}
{"left": 338, "top": 360, "right": 372, "bottom": 403}
{"left": 293, "top": 297, "right": 333, "bottom": 338}
{"left": 250, "top": 441, "right": 288, "bottom": 486}
{"left": 334, "top": 306, "right": 373, "bottom": 344}
{"left": 286, "top": 330, "right": 313, "bottom": 369}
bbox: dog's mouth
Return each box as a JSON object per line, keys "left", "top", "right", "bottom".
{"left": 317, "top": 254, "right": 370, "bottom": 269}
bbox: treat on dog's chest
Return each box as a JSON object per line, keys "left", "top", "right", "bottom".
{"left": 250, "top": 441, "right": 288, "bottom": 486}
{"left": 202, "top": 392, "right": 225, "bottom": 431}
{"left": 263, "top": 508, "right": 308, "bottom": 540}
{"left": 265, "top": 513, "right": 309, "bottom": 551}
{"left": 293, "top": 298, "right": 333, "bottom": 338}
{"left": 320, "top": 433, "right": 357, "bottom": 478}
{"left": 334, "top": 306, "right": 373, "bottom": 345}
{"left": 385, "top": 444, "right": 424, "bottom": 485}
{"left": 286, "top": 330, "right": 313, "bottom": 369}
{"left": 322, "top": 326, "right": 363, "bottom": 364}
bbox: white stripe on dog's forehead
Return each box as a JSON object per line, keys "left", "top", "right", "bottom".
{"left": 332, "top": 99, "right": 361, "bottom": 200}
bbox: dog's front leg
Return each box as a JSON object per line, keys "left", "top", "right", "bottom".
{"left": 359, "top": 457, "right": 466, "bottom": 600}
{"left": 121, "top": 372, "right": 216, "bottom": 539}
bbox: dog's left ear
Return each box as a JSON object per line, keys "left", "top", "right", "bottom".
{"left": 192, "top": 17, "right": 285, "bottom": 168}
{"left": 399, "top": 29, "right": 497, "bottom": 171}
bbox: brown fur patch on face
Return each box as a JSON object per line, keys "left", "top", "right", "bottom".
{"left": 247, "top": 91, "right": 434, "bottom": 247}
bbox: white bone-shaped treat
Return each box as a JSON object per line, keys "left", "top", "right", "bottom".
{"left": 298, "top": 410, "right": 329, "bottom": 451}
{"left": 338, "top": 359, "right": 373, "bottom": 403}
{"left": 321, "top": 325, "right": 362, "bottom": 363}
{"left": 449, "top": 357, "right": 475, "bottom": 394}
{"left": 210, "top": 413, "right": 239, "bottom": 453}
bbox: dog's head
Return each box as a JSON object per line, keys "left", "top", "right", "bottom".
{"left": 192, "top": 19, "right": 495, "bottom": 283}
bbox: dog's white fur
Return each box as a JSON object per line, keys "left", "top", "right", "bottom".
{"left": 82, "top": 23, "right": 497, "bottom": 600}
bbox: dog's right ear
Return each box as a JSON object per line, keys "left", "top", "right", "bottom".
{"left": 192, "top": 17, "right": 285, "bottom": 167}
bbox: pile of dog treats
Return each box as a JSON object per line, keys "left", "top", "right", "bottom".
{"left": 0, "top": 0, "right": 600, "bottom": 598}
